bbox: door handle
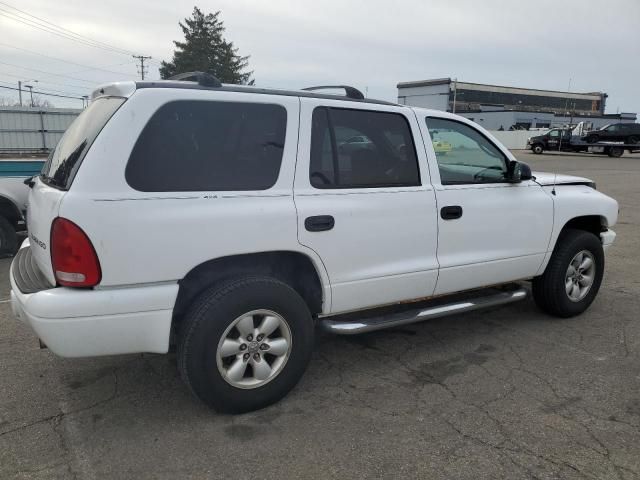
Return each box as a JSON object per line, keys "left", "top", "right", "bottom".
{"left": 441, "top": 205, "right": 463, "bottom": 220}
{"left": 305, "top": 215, "right": 335, "bottom": 232}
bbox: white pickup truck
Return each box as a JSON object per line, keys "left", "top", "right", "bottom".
{"left": 10, "top": 74, "right": 618, "bottom": 413}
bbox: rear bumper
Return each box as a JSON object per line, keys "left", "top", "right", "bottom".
{"left": 10, "top": 246, "right": 178, "bottom": 358}
{"left": 600, "top": 229, "right": 616, "bottom": 251}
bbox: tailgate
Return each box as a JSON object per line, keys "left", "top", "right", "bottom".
{"left": 26, "top": 178, "right": 65, "bottom": 284}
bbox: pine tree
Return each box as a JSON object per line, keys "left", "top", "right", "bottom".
{"left": 160, "top": 7, "right": 254, "bottom": 85}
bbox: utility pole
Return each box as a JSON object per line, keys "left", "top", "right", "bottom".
{"left": 25, "top": 84, "right": 34, "bottom": 107}
{"left": 18, "top": 80, "right": 22, "bottom": 106}
{"left": 132, "top": 55, "right": 152, "bottom": 80}
{"left": 452, "top": 78, "right": 458, "bottom": 113}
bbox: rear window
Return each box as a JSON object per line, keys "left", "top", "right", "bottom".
{"left": 126, "top": 100, "right": 287, "bottom": 192}
{"left": 41, "top": 97, "right": 125, "bottom": 190}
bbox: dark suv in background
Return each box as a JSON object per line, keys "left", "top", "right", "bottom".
{"left": 584, "top": 123, "right": 640, "bottom": 144}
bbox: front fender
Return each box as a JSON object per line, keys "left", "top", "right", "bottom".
{"left": 536, "top": 185, "right": 618, "bottom": 275}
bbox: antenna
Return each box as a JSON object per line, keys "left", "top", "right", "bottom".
{"left": 551, "top": 173, "right": 557, "bottom": 196}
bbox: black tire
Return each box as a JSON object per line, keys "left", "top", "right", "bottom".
{"left": 608, "top": 147, "right": 624, "bottom": 158}
{"left": 177, "top": 276, "right": 314, "bottom": 413}
{"left": 0, "top": 215, "right": 17, "bottom": 257}
{"left": 532, "top": 144, "right": 544, "bottom": 154}
{"left": 586, "top": 135, "right": 599, "bottom": 144}
{"left": 627, "top": 135, "right": 639, "bottom": 145}
{"left": 532, "top": 229, "right": 604, "bottom": 318}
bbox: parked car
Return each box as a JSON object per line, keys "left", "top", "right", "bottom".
{"left": 583, "top": 123, "right": 640, "bottom": 144}
{"left": 337, "top": 135, "right": 374, "bottom": 155}
{"left": 10, "top": 74, "right": 618, "bottom": 413}
{"left": 0, "top": 160, "right": 45, "bottom": 256}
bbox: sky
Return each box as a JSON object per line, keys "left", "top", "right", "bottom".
{"left": 0, "top": 0, "right": 638, "bottom": 114}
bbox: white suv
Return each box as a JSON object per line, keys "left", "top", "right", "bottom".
{"left": 10, "top": 73, "right": 618, "bottom": 413}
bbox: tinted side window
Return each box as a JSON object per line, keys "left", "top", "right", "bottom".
{"left": 309, "top": 107, "right": 420, "bottom": 189}
{"left": 426, "top": 117, "right": 508, "bottom": 185}
{"left": 126, "top": 100, "right": 287, "bottom": 192}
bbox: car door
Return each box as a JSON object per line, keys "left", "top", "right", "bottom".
{"left": 294, "top": 98, "right": 439, "bottom": 314}
{"left": 603, "top": 124, "right": 620, "bottom": 141}
{"left": 546, "top": 129, "right": 560, "bottom": 149}
{"left": 418, "top": 114, "right": 554, "bottom": 295}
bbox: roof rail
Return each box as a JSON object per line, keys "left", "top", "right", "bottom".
{"left": 302, "top": 85, "right": 365, "bottom": 100}
{"left": 168, "top": 71, "right": 222, "bottom": 88}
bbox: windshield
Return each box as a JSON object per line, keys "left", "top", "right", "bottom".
{"left": 41, "top": 97, "right": 125, "bottom": 190}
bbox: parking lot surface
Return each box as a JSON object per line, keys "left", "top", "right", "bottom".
{"left": 1, "top": 151, "right": 639, "bottom": 479}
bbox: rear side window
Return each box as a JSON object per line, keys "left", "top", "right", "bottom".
{"left": 41, "top": 97, "right": 125, "bottom": 190}
{"left": 126, "top": 100, "right": 287, "bottom": 192}
{"left": 309, "top": 107, "right": 420, "bottom": 189}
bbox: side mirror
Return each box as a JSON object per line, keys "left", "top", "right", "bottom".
{"left": 520, "top": 162, "right": 533, "bottom": 181}
{"left": 507, "top": 161, "right": 532, "bottom": 183}
{"left": 23, "top": 175, "right": 36, "bottom": 188}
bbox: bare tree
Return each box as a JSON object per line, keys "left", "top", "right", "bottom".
{"left": 30, "top": 96, "right": 54, "bottom": 108}
{"left": 0, "top": 96, "right": 19, "bottom": 107}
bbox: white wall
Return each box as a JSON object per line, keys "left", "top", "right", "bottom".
{"left": 489, "top": 130, "right": 536, "bottom": 150}
{"left": 398, "top": 83, "right": 450, "bottom": 110}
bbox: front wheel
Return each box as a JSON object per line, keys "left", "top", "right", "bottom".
{"left": 177, "top": 276, "right": 314, "bottom": 413}
{"left": 532, "top": 229, "right": 604, "bottom": 318}
{"left": 532, "top": 144, "right": 544, "bottom": 154}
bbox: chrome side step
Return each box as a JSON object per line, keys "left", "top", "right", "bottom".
{"left": 320, "top": 285, "right": 528, "bottom": 335}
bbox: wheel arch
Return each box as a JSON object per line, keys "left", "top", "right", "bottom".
{"left": 536, "top": 214, "right": 611, "bottom": 277}
{"left": 0, "top": 194, "right": 23, "bottom": 227}
{"left": 560, "top": 215, "right": 609, "bottom": 237}
{"left": 171, "top": 250, "right": 326, "bottom": 338}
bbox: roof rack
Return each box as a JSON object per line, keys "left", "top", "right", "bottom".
{"left": 168, "top": 71, "right": 222, "bottom": 88}
{"left": 302, "top": 85, "right": 365, "bottom": 100}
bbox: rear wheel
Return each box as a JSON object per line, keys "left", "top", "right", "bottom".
{"left": 586, "top": 135, "right": 599, "bottom": 144}
{"left": 627, "top": 135, "right": 639, "bottom": 144}
{"left": 532, "top": 229, "right": 604, "bottom": 318}
{"left": 532, "top": 144, "right": 544, "bottom": 154}
{"left": 0, "top": 215, "right": 17, "bottom": 257}
{"left": 177, "top": 276, "right": 314, "bottom": 413}
{"left": 608, "top": 147, "right": 624, "bottom": 158}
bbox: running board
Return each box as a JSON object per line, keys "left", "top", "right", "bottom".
{"left": 320, "top": 285, "right": 528, "bottom": 335}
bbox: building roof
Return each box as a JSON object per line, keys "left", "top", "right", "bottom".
{"left": 397, "top": 78, "right": 604, "bottom": 101}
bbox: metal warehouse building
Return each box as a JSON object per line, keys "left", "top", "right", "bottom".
{"left": 397, "top": 78, "right": 636, "bottom": 130}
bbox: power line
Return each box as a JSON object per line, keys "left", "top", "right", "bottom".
{"left": 0, "top": 1, "right": 138, "bottom": 56}
{"left": 0, "top": 59, "right": 103, "bottom": 85}
{"left": 0, "top": 2, "right": 144, "bottom": 57}
{"left": 0, "top": 9, "right": 128, "bottom": 56}
{"left": 0, "top": 42, "right": 137, "bottom": 77}
{"left": 0, "top": 82, "right": 83, "bottom": 100}
{"left": 68, "top": 61, "right": 136, "bottom": 76}
{"left": 0, "top": 71, "right": 89, "bottom": 95}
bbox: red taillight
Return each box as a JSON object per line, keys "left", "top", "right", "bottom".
{"left": 51, "top": 217, "right": 101, "bottom": 287}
